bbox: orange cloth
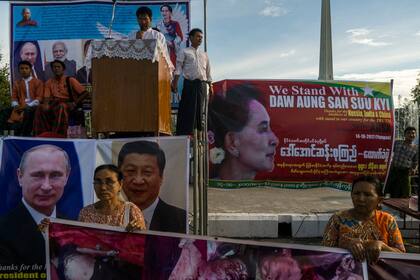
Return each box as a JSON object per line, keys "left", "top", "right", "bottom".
{"left": 11, "top": 78, "right": 43, "bottom": 106}
{"left": 322, "top": 210, "right": 405, "bottom": 252}
{"left": 43, "top": 76, "right": 85, "bottom": 100}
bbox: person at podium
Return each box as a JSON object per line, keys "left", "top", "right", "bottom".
{"left": 128, "top": 6, "right": 173, "bottom": 71}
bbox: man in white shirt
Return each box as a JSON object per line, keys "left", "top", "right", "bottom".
{"left": 171, "top": 28, "right": 213, "bottom": 135}
{"left": 0, "top": 144, "right": 70, "bottom": 274}
{"left": 128, "top": 6, "right": 174, "bottom": 72}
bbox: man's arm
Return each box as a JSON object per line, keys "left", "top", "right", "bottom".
{"left": 171, "top": 75, "right": 180, "bottom": 93}
{"left": 26, "top": 80, "right": 43, "bottom": 107}
{"left": 11, "top": 81, "right": 20, "bottom": 107}
{"left": 411, "top": 147, "right": 418, "bottom": 175}
{"left": 34, "top": 80, "right": 44, "bottom": 102}
{"left": 74, "top": 91, "right": 89, "bottom": 106}
{"left": 171, "top": 50, "right": 185, "bottom": 93}
{"left": 69, "top": 77, "right": 89, "bottom": 106}
{"left": 206, "top": 53, "right": 213, "bottom": 94}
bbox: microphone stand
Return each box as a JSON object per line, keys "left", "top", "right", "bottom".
{"left": 106, "top": 0, "right": 118, "bottom": 39}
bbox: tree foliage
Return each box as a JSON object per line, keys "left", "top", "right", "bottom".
{"left": 0, "top": 53, "right": 11, "bottom": 110}
{"left": 411, "top": 72, "right": 420, "bottom": 104}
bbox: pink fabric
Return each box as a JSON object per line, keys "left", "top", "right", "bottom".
{"left": 49, "top": 223, "right": 145, "bottom": 266}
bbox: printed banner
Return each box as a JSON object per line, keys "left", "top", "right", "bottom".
{"left": 208, "top": 79, "right": 394, "bottom": 190}
{"left": 96, "top": 136, "right": 190, "bottom": 233}
{"left": 0, "top": 137, "right": 96, "bottom": 220}
{"left": 368, "top": 251, "right": 420, "bottom": 279}
{"left": 10, "top": 0, "right": 190, "bottom": 107}
{"left": 0, "top": 136, "right": 189, "bottom": 233}
{"left": 47, "top": 219, "right": 367, "bottom": 279}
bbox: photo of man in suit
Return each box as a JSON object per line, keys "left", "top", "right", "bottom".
{"left": 0, "top": 144, "right": 70, "bottom": 273}
{"left": 76, "top": 39, "right": 92, "bottom": 84}
{"left": 118, "top": 140, "right": 187, "bottom": 233}
{"left": 44, "top": 41, "right": 77, "bottom": 79}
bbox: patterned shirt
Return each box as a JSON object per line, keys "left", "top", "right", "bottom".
{"left": 391, "top": 140, "right": 417, "bottom": 169}
{"left": 322, "top": 210, "right": 405, "bottom": 252}
{"left": 78, "top": 201, "right": 146, "bottom": 229}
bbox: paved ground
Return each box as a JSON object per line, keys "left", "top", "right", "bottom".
{"left": 189, "top": 187, "right": 353, "bottom": 238}
{"left": 206, "top": 187, "right": 352, "bottom": 214}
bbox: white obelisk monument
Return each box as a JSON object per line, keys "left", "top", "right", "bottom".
{"left": 318, "top": 0, "right": 333, "bottom": 80}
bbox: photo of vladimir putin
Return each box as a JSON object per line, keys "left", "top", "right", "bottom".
{"left": 118, "top": 140, "right": 187, "bottom": 233}
{"left": 0, "top": 145, "right": 70, "bottom": 273}
{"left": 13, "top": 41, "right": 45, "bottom": 81}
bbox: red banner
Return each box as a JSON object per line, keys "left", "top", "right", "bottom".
{"left": 208, "top": 79, "right": 394, "bottom": 190}
{"left": 47, "top": 220, "right": 367, "bottom": 280}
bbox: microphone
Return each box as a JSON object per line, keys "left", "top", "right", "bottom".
{"left": 106, "top": 0, "right": 118, "bottom": 39}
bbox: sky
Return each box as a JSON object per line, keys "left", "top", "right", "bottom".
{"left": 1, "top": 0, "right": 420, "bottom": 107}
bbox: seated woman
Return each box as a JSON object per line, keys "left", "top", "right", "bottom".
{"left": 79, "top": 164, "right": 146, "bottom": 231}
{"left": 322, "top": 175, "right": 405, "bottom": 263}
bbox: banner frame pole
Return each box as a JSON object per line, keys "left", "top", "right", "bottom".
{"left": 201, "top": 86, "right": 209, "bottom": 235}
{"left": 193, "top": 130, "right": 199, "bottom": 234}
{"left": 203, "top": 0, "right": 207, "bottom": 52}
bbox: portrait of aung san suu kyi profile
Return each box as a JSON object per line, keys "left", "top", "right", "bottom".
{"left": 208, "top": 84, "right": 279, "bottom": 180}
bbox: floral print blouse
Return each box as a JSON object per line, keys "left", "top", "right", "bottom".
{"left": 322, "top": 210, "right": 405, "bottom": 252}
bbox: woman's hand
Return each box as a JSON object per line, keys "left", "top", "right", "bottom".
{"left": 348, "top": 238, "right": 365, "bottom": 262}
{"left": 125, "top": 219, "right": 144, "bottom": 232}
{"left": 363, "top": 240, "right": 384, "bottom": 264}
